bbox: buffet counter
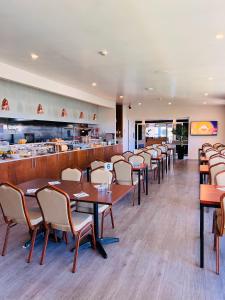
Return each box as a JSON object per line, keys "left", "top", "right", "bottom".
{"left": 0, "top": 144, "right": 122, "bottom": 184}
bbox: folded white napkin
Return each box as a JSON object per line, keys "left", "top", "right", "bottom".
{"left": 217, "top": 187, "right": 225, "bottom": 192}
{"left": 48, "top": 181, "right": 61, "bottom": 185}
{"left": 27, "top": 188, "right": 38, "bottom": 194}
{"left": 74, "top": 192, "right": 89, "bottom": 198}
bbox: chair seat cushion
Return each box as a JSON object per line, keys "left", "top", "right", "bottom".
{"left": 75, "top": 203, "right": 110, "bottom": 214}
{"left": 29, "top": 207, "right": 43, "bottom": 226}
{"left": 52, "top": 212, "right": 92, "bottom": 232}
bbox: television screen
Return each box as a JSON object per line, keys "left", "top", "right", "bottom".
{"left": 190, "top": 121, "right": 218, "bottom": 136}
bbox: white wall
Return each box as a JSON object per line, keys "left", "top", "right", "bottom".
{"left": 0, "top": 79, "right": 100, "bottom": 124}
{"left": 98, "top": 106, "right": 116, "bottom": 136}
{"left": 123, "top": 103, "right": 225, "bottom": 159}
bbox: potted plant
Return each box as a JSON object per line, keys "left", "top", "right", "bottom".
{"left": 172, "top": 124, "right": 188, "bottom": 159}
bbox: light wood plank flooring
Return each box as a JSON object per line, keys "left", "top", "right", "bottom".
{"left": 0, "top": 160, "right": 224, "bottom": 300}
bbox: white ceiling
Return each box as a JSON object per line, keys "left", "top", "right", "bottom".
{"left": 0, "top": 0, "right": 225, "bottom": 105}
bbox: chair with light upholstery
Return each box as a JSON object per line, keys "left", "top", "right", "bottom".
{"left": 212, "top": 193, "right": 225, "bottom": 274}
{"left": 61, "top": 168, "right": 82, "bottom": 182}
{"left": 76, "top": 167, "right": 114, "bottom": 238}
{"left": 0, "top": 182, "right": 42, "bottom": 263}
{"left": 113, "top": 160, "right": 140, "bottom": 205}
{"left": 203, "top": 146, "right": 213, "bottom": 152}
{"left": 122, "top": 151, "right": 133, "bottom": 161}
{"left": 213, "top": 143, "right": 222, "bottom": 149}
{"left": 90, "top": 160, "right": 105, "bottom": 171}
{"left": 209, "top": 163, "right": 225, "bottom": 184}
{"left": 215, "top": 170, "right": 225, "bottom": 186}
{"left": 217, "top": 145, "right": 225, "bottom": 151}
{"left": 209, "top": 155, "right": 225, "bottom": 166}
{"left": 36, "top": 185, "right": 95, "bottom": 273}
{"left": 111, "top": 155, "right": 125, "bottom": 163}
{"left": 221, "top": 149, "right": 225, "bottom": 156}
{"left": 134, "top": 149, "right": 143, "bottom": 154}
{"left": 205, "top": 149, "right": 219, "bottom": 159}
{"left": 139, "top": 151, "right": 158, "bottom": 181}
{"left": 128, "top": 154, "right": 144, "bottom": 165}
{"left": 146, "top": 148, "right": 158, "bottom": 158}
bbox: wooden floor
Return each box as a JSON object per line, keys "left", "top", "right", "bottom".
{"left": 0, "top": 160, "right": 224, "bottom": 300}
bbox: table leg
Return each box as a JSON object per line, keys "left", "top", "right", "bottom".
{"left": 200, "top": 204, "right": 204, "bottom": 268}
{"left": 93, "top": 203, "right": 107, "bottom": 258}
{"left": 158, "top": 161, "right": 161, "bottom": 184}
{"left": 145, "top": 166, "right": 148, "bottom": 195}
{"left": 200, "top": 172, "right": 203, "bottom": 185}
{"left": 165, "top": 154, "right": 168, "bottom": 174}
{"left": 168, "top": 154, "right": 171, "bottom": 170}
{"left": 138, "top": 169, "right": 141, "bottom": 205}
{"left": 87, "top": 167, "right": 90, "bottom": 182}
{"left": 161, "top": 159, "right": 164, "bottom": 179}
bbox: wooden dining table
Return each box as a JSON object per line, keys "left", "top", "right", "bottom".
{"left": 199, "top": 165, "right": 209, "bottom": 184}
{"left": 18, "top": 178, "right": 134, "bottom": 259}
{"left": 199, "top": 184, "right": 225, "bottom": 268}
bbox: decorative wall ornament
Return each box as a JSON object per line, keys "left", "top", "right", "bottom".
{"left": 1, "top": 98, "right": 9, "bottom": 110}
{"left": 61, "top": 108, "right": 68, "bottom": 117}
{"left": 79, "top": 111, "right": 84, "bottom": 119}
{"left": 93, "top": 113, "right": 97, "bottom": 121}
{"left": 37, "top": 104, "right": 44, "bottom": 114}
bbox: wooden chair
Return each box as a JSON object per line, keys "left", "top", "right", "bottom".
{"left": 146, "top": 148, "right": 158, "bottom": 158}
{"left": 113, "top": 160, "right": 140, "bottom": 206}
{"left": 209, "top": 163, "right": 225, "bottom": 184}
{"left": 217, "top": 146, "right": 225, "bottom": 151}
{"left": 213, "top": 143, "right": 223, "bottom": 149}
{"left": 90, "top": 160, "right": 105, "bottom": 171}
{"left": 209, "top": 155, "right": 225, "bottom": 166}
{"left": 36, "top": 185, "right": 96, "bottom": 273}
{"left": 212, "top": 193, "right": 225, "bottom": 274}
{"left": 215, "top": 170, "right": 225, "bottom": 185}
{"left": 61, "top": 168, "right": 82, "bottom": 181}
{"left": 133, "top": 149, "right": 143, "bottom": 154}
{"left": 203, "top": 146, "right": 213, "bottom": 152}
{"left": 122, "top": 151, "right": 133, "bottom": 161}
{"left": 76, "top": 168, "right": 114, "bottom": 238}
{"left": 205, "top": 149, "right": 219, "bottom": 159}
{"left": 0, "top": 182, "right": 42, "bottom": 263}
{"left": 111, "top": 155, "right": 125, "bottom": 163}
{"left": 220, "top": 149, "right": 225, "bottom": 156}
{"left": 139, "top": 151, "right": 158, "bottom": 180}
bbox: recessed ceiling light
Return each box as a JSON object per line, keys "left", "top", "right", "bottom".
{"left": 119, "top": 95, "right": 124, "bottom": 99}
{"left": 204, "top": 92, "right": 209, "bottom": 96}
{"left": 216, "top": 33, "right": 224, "bottom": 39}
{"left": 168, "top": 102, "right": 172, "bottom": 105}
{"left": 98, "top": 49, "right": 108, "bottom": 56}
{"left": 138, "top": 102, "right": 142, "bottom": 106}
{"left": 208, "top": 77, "right": 214, "bottom": 81}
{"left": 145, "top": 87, "right": 153, "bottom": 91}
{"left": 92, "top": 82, "right": 97, "bottom": 87}
{"left": 31, "top": 53, "right": 39, "bottom": 60}
{"left": 203, "top": 101, "right": 207, "bottom": 105}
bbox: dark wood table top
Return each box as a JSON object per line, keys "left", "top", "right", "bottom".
{"left": 200, "top": 165, "right": 209, "bottom": 174}
{"left": 18, "top": 178, "right": 134, "bottom": 205}
{"left": 200, "top": 184, "right": 225, "bottom": 206}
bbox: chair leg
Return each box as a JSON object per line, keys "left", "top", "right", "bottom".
{"left": 91, "top": 224, "right": 96, "bottom": 250}
{"left": 213, "top": 233, "right": 216, "bottom": 251}
{"left": 142, "top": 178, "right": 145, "bottom": 193}
{"left": 216, "top": 235, "right": 220, "bottom": 275}
{"left": 40, "top": 227, "right": 50, "bottom": 265}
{"left": 63, "top": 232, "right": 69, "bottom": 245}
{"left": 72, "top": 232, "right": 81, "bottom": 273}
{"left": 27, "top": 227, "right": 38, "bottom": 263}
{"left": 1, "top": 224, "right": 11, "bottom": 256}
{"left": 53, "top": 229, "right": 58, "bottom": 243}
{"left": 100, "top": 211, "right": 105, "bottom": 239}
{"left": 110, "top": 207, "right": 115, "bottom": 229}
{"left": 132, "top": 189, "right": 136, "bottom": 206}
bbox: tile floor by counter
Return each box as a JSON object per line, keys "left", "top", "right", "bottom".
{"left": 0, "top": 160, "right": 224, "bottom": 300}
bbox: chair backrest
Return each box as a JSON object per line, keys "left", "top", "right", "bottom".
{"left": 111, "top": 155, "right": 125, "bottom": 163}
{"left": 205, "top": 149, "right": 219, "bottom": 158}
{"left": 113, "top": 160, "right": 133, "bottom": 185}
{"left": 90, "top": 160, "right": 105, "bottom": 171}
{"left": 158, "top": 145, "right": 168, "bottom": 153}
{"left": 91, "top": 167, "right": 113, "bottom": 184}
{"left": 221, "top": 149, "right": 225, "bottom": 155}
{"left": 218, "top": 193, "right": 225, "bottom": 236}
{"left": 145, "top": 146, "right": 153, "bottom": 150}
{"left": 139, "top": 151, "right": 152, "bottom": 168}
{"left": 122, "top": 151, "right": 133, "bottom": 161}
{"left": 134, "top": 149, "right": 143, "bottom": 154}
{"left": 213, "top": 143, "right": 222, "bottom": 149}
{"left": 128, "top": 155, "right": 144, "bottom": 165}
{"left": 203, "top": 146, "right": 213, "bottom": 152}
{"left": 61, "top": 168, "right": 82, "bottom": 182}
{"left": 146, "top": 148, "right": 158, "bottom": 158}
{"left": 209, "top": 155, "right": 225, "bottom": 166}
{"left": 36, "top": 185, "right": 73, "bottom": 232}
{"left": 218, "top": 146, "right": 225, "bottom": 151}
{"left": 209, "top": 163, "right": 225, "bottom": 184}
{"left": 0, "top": 182, "right": 31, "bottom": 227}
{"left": 202, "top": 143, "right": 212, "bottom": 147}
{"left": 215, "top": 171, "right": 225, "bottom": 186}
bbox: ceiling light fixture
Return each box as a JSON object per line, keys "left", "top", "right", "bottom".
{"left": 203, "top": 101, "right": 207, "bottom": 105}
{"left": 216, "top": 33, "right": 224, "bottom": 40}
{"left": 98, "top": 49, "right": 108, "bottom": 56}
{"left": 145, "top": 87, "right": 153, "bottom": 91}
{"left": 31, "top": 53, "right": 39, "bottom": 60}
{"left": 168, "top": 102, "right": 172, "bottom": 105}
{"left": 208, "top": 77, "right": 214, "bottom": 81}
{"left": 204, "top": 92, "right": 209, "bottom": 96}
{"left": 119, "top": 95, "right": 124, "bottom": 99}
{"left": 92, "top": 82, "right": 97, "bottom": 87}
{"left": 138, "top": 102, "right": 142, "bottom": 106}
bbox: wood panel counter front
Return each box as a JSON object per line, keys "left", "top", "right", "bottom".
{"left": 0, "top": 144, "right": 123, "bottom": 184}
